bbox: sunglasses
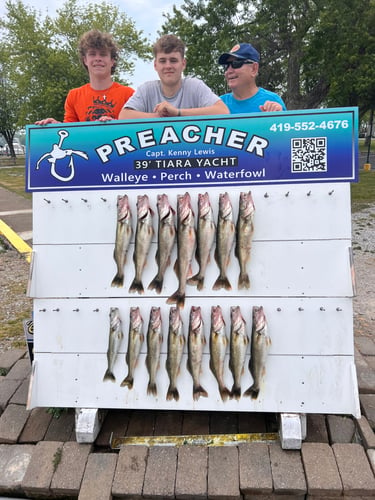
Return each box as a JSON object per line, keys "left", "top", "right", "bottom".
{"left": 222, "top": 59, "right": 255, "bottom": 70}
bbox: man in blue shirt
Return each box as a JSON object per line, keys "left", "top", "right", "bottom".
{"left": 218, "top": 43, "right": 287, "bottom": 114}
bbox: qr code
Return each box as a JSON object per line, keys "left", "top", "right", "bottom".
{"left": 291, "top": 137, "right": 327, "bottom": 173}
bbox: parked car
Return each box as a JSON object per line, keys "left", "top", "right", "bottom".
{"left": 0, "top": 143, "right": 25, "bottom": 155}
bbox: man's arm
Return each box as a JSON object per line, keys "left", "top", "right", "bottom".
{"left": 153, "top": 99, "right": 229, "bottom": 118}
{"left": 118, "top": 108, "right": 158, "bottom": 120}
{"left": 34, "top": 118, "right": 61, "bottom": 125}
{"left": 259, "top": 100, "right": 284, "bottom": 112}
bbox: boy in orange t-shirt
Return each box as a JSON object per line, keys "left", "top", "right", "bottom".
{"left": 36, "top": 29, "right": 134, "bottom": 125}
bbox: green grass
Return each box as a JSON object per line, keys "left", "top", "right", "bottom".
{"left": 359, "top": 138, "right": 375, "bottom": 153}
{"left": 0, "top": 276, "right": 31, "bottom": 348}
{"left": 351, "top": 170, "right": 375, "bottom": 212}
{"left": 0, "top": 165, "right": 31, "bottom": 200}
{"left": 0, "top": 313, "right": 30, "bottom": 342}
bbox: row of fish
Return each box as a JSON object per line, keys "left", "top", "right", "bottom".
{"left": 103, "top": 304, "right": 271, "bottom": 402}
{"left": 111, "top": 191, "right": 255, "bottom": 306}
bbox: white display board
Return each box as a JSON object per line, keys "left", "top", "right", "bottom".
{"left": 28, "top": 182, "right": 360, "bottom": 416}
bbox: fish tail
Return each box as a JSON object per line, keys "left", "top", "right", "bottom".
{"left": 166, "top": 290, "right": 185, "bottom": 308}
{"left": 193, "top": 384, "right": 208, "bottom": 401}
{"left": 187, "top": 273, "right": 204, "bottom": 290}
{"left": 230, "top": 384, "right": 242, "bottom": 401}
{"left": 238, "top": 272, "right": 250, "bottom": 290}
{"left": 219, "top": 385, "right": 231, "bottom": 402}
{"left": 212, "top": 274, "right": 232, "bottom": 291}
{"left": 128, "top": 279, "right": 144, "bottom": 294}
{"left": 196, "top": 277, "right": 205, "bottom": 291}
{"left": 187, "top": 273, "right": 205, "bottom": 291}
{"left": 166, "top": 384, "right": 179, "bottom": 401}
{"left": 103, "top": 369, "right": 116, "bottom": 383}
{"left": 111, "top": 273, "right": 124, "bottom": 288}
{"left": 148, "top": 275, "right": 163, "bottom": 294}
{"left": 243, "top": 384, "right": 260, "bottom": 399}
{"left": 120, "top": 375, "right": 134, "bottom": 389}
{"left": 147, "top": 381, "right": 158, "bottom": 397}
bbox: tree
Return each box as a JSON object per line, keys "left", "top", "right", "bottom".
{"left": 0, "top": 0, "right": 152, "bottom": 127}
{"left": 161, "top": 0, "right": 258, "bottom": 97}
{"left": 0, "top": 58, "right": 24, "bottom": 159}
{"left": 302, "top": 0, "right": 375, "bottom": 116}
{"left": 249, "top": 0, "right": 326, "bottom": 109}
{"left": 161, "top": 0, "right": 375, "bottom": 114}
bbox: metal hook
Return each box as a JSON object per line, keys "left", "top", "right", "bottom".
{"left": 43, "top": 198, "right": 51, "bottom": 204}
{"left": 285, "top": 191, "right": 289, "bottom": 197}
{"left": 328, "top": 190, "right": 334, "bottom": 195}
{"left": 39, "top": 308, "right": 46, "bottom": 312}
{"left": 298, "top": 307, "right": 304, "bottom": 311}
{"left": 73, "top": 308, "right": 80, "bottom": 312}
{"left": 264, "top": 192, "right": 269, "bottom": 198}
{"left": 320, "top": 307, "right": 325, "bottom": 311}
{"left": 307, "top": 191, "right": 311, "bottom": 196}
{"left": 53, "top": 308, "right": 60, "bottom": 312}
{"left": 61, "top": 198, "right": 68, "bottom": 203}
{"left": 336, "top": 307, "right": 342, "bottom": 312}
{"left": 81, "top": 198, "right": 88, "bottom": 203}
{"left": 101, "top": 197, "right": 107, "bottom": 202}
{"left": 93, "top": 308, "right": 99, "bottom": 312}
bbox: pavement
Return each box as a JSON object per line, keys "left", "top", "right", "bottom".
{"left": 1, "top": 179, "right": 375, "bottom": 498}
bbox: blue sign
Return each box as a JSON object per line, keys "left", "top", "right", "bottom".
{"left": 26, "top": 108, "right": 358, "bottom": 192}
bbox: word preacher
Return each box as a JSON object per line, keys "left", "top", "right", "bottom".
{"left": 95, "top": 124, "right": 269, "bottom": 164}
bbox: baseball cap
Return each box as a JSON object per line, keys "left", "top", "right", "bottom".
{"left": 218, "top": 43, "right": 260, "bottom": 64}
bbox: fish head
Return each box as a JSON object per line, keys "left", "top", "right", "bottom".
{"left": 230, "top": 305, "right": 245, "bottom": 326}
{"left": 252, "top": 306, "right": 267, "bottom": 335}
{"left": 117, "top": 194, "right": 131, "bottom": 221}
{"left": 239, "top": 191, "right": 255, "bottom": 218}
{"left": 197, "top": 192, "right": 212, "bottom": 218}
{"left": 150, "top": 306, "right": 162, "bottom": 328}
{"left": 190, "top": 306, "right": 203, "bottom": 332}
{"left": 157, "top": 193, "right": 175, "bottom": 219}
{"left": 110, "top": 306, "right": 119, "bottom": 319}
{"left": 137, "top": 194, "right": 151, "bottom": 219}
{"left": 219, "top": 192, "right": 233, "bottom": 220}
{"left": 109, "top": 307, "right": 121, "bottom": 328}
{"left": 177, "top": 192, "right": 193, "bottom": 222}
{"left": 130, "top": 306, "right": 143, "bottom": 328}
{"left": 211, "top": 305, "right": 225, "bottom": 330}
{"left": 169, "top": 306, "right": 182, "bottom": 330}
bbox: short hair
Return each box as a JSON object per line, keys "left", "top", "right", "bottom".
{"left": 153, "top": 34, "right": 185, "bottom": 58}
{"left": 78, "top": 29, "right": 119, "bottom": 75}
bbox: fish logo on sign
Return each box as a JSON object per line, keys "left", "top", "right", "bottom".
{"left": 36, "top": 130, "right": 89, "bottom": 182}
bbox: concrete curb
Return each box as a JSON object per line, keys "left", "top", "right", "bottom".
{"left": 0, "top": 219, "right": 32, "bottom": 262}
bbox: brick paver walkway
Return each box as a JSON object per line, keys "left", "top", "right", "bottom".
{"left": 0, "top": 348, "right": 374, "bottom": 498}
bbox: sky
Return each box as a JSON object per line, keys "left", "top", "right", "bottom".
{"left": 110, "top": 0, "right": 186, "bottom": 87}
{"left": 0, "top": 0, "right": 186, "bottom": 88}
